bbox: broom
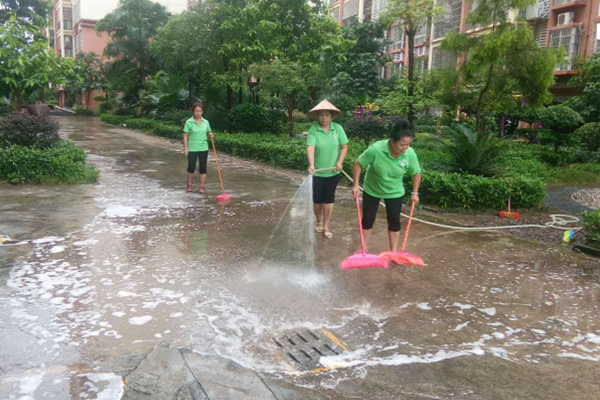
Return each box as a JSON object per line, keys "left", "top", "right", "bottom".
{"left": 499, "top": 178, "right": 519, "bottom": 219}
{"left": 340, "top": 192, "right": 389, "bottom": 270}
{"left": 380, "top": 201, "right": 425, "bottom": 267}
{"left": 210, "top": 135, "right": 233, "bottom": 204}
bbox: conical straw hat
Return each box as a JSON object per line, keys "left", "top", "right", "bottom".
{"left": 307, "top": 99, "right": 341, "bottom": 120}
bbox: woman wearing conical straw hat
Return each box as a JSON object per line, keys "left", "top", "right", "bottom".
{"left": 306, "top": 99, "right": 349, "bottom": 239}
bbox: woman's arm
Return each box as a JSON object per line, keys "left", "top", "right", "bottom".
{"left": 352, "top": 160, "right": 362, "bottom": 197}
{"left": 336, "top": 144, "right": 348, "bottom": 171}
{"left": 411, "top": 173, "right": 422, "bottom": 204}
{"left": 183, "top": 133, "right": 188, "bottom": 156}
{"left": 307, "top": 145, "right": 316, "bottom": 174}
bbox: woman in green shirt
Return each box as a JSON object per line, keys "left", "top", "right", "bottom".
{"left": 183, "top": 104, "right": 213, "bottom": 193}
{"left": 306, "top": 100, "right": 349, "bottom": 239}
{"left": 352, "top": 118, "right": 422, "bottom": 253}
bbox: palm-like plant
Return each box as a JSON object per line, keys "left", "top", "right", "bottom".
{"left": 441, "top": 124, "right": 504, "bottom": 176}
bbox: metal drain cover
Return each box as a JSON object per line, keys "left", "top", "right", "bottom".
{"left": 272, "top": 329, "right": 347, "bottom": 372}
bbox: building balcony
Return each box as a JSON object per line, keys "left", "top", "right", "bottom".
{"left": 519, "top": 0, "right": 551, "bottom": 20}
{"left": 552, "top": 0, "right": 586, "bottom": 10}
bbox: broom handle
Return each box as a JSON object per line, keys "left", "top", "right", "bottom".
{"left": 355, "top": 193, "right": 367, "bottom": 257}
{"left": 210, "top": 135, "right": 226, "bottom": 194}
{"left": 401, "top": 201, "right": 416, "bottom": 253}
{"left": 508, "top": 178, "right": 512, "bottom": 213}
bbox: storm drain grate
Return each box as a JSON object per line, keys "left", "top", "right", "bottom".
{"left": 272, "top": 329, "right": 347, "bottom": 371}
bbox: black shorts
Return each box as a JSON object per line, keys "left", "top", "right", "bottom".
{"left": 312, "top": 174, "right": 342, "bottom": 204}
{"left": 361, "top": 191, "right": 403, "bottom": 232}
{"left": 187, "top": 151, "right": 208, "bottom": 174}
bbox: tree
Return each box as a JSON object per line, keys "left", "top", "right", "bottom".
{"left": 381, "top": 0, "right": 444, "bottom": 127}
{"left": 0, "top": 0, "right": 51, "bottom": 26}
{"left": 151, "top": 3, "right": 216, "bottom": 104}
{"left": 95, "top": 0, "right": 170, "bottom": 101}
{"left": 328, "top": 20, "right": 389, "bottom": 102}
{"left": 249, "top": 60, "right": 307, "bottom": 137}
{"left": 64, "top": 53, "right": 106, "bottom": 108}
{"left": 539, "top": 105, "right": 584, "bottom": 152}
{"left": 0, "top": 14, "right": 75, "bottom": 108}
{"left": 377, "top": 71, "right": 442, "bottom": 116}
{"left": 567, "top": 54, "right": 600, "bottom": 123}
{"left": 441, "top": 0, "right": 558, "bottom": 131}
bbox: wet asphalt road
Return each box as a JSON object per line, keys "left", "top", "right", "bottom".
{"left": 0, "top": 117, "right": 599, "bottom": 400}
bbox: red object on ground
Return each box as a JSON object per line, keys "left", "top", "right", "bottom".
{"left": 499, "top": 180, "right": 519, "bottom": 219}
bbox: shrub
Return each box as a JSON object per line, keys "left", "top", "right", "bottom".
{"left": 416, "top": 125, "right": 437, "bottom": 134}
{"left": 441, "top": 124, "right": 504, "bottom": 176}
{"left": 73, "top": 105, "right": 94, "bottom": 116}
{"left": 204, "top": 107, "right": 230, "bottom": 131}
{"left": 514, "top": 128, "right": 549, "bottom": 143}
{"left": 229, "top": 103, "right": 272, "bottom": 133}
{"left": 0, "top": 110, "right": 60, "bottom": 148}
{"left": 539, "top": 105, "right": 584, "bottom": 151}
{"left": 328, "top": 94, "right": 358, "bottom": 115}
{"left": 419, "top": 171, "right": 545, "bottom": 210}
{"left": 343, "top": 117, "right": 387, "bottom": 146}
{"left": 440, "top": 126, "right": 457, "bottom": 136}
{"left": 0, "top": 141, "right": 98, "bottom": 184}
{"left": 575, "top": 122, "right": 600, "bottom": 152}
{"left": 98, "top": 101, "right": 114, "bottom": 114}
{"left": 539, "top": 146, "right": 600, "bottom": 166}
{"left": 415, "top": 115, "right": 437, "bottom": 127}
{"left": 125, "top": 118, "right": 156, "bottom": 130}
{"left": 157, "top": 109, "right": 192, "bottom": 127}
{"left": 100, "top": 114, "right": 129, "bottom": 125}
{"left": 582, "top": 208, "right": 600, "bottom": 244}
{"left": 151, "top": 122, "right": 181, "bottom": 139}
{"left": 292, "top": 110, "right": 309, "bottom": 123}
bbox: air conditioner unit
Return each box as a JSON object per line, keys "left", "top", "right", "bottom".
{"left": 557, "top": 12, "right": 575, "bottom": 26}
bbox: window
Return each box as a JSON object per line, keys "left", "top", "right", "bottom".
{"left": 594, "top": 23, "right": 600, "bottom": 53}
{"left": 549, "top": 26, "right": 581, "bottom": 71}
{"left": 75, "top": 32, "right": 82, "bottom": 54}
{"left": 64, "top": 35, "right": 74, "bottom": 57}
{"left": 389, "top": 26, "right": 405, "bottom": 52}
{"left": 63, "top": 7, "right": 73, "bottom": 30}
{"left": 49, "top": 30, "right": 55, "bottom": 49}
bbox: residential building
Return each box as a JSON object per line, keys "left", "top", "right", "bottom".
{"left": 326, "top": 0, "right": 431, "bottom": 79}
{"left": 46, "top": 0, "right": 188, "bottom": 108}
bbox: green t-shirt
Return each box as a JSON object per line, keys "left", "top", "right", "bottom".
{"left": 306, "top": 122, "right": 349, "bottom": 178}
{"left": 183, "top": 117, "right": 212, "bottom": 152}
{"left": 358, "top": 139, "right": 422, "bottom": 199}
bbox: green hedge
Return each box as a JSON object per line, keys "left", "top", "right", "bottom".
{"left": 100, "top": 115, "right": 546, "bottom": 210}
{"left": 419, "top": 171, "right": 545, "bottom": 210}
{"left": 0, "top": 141, "right": 98, "bottom": 184}
{"left": 582, "top": 208, "right": 600, "bottom": 244}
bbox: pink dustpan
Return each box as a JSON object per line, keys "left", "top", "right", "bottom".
{"left": 216, "top": 193, "right": 233, "bottom": 204}
{"left": 341, "top": 252, "right": 388, "bottom": 270}
{"left": 340, "top": 193, "right": 389, "bottom": 270}
{"left": 380, "top": 201, "right": 425, "bottom": 267}
{"left": 380, "top": 251, "right": 425, "bottom": 267}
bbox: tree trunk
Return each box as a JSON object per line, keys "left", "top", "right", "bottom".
{"left": 407, "top": 30, "right": 415, "bottom": 131}
{"left": 287, "top": 93, "right": 295, "bottom": 138}
{"left": 476, "top": 62, "right": 494, "bottom": 132}
{"left": 256, "top": 78, "right": 261, "bottom": 105}
{"left": 227, "top": 85, "right": 233, "bottom": 110}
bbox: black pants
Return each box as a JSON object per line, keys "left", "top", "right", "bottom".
{"left": 313, "top": 174, "right": 342, "bottom": 204}
{"left": 362, "top": 191, "right": 403, "bottom": 232}
{"left": 187, "top": 151, "right": 208, "bottom": 174}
